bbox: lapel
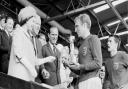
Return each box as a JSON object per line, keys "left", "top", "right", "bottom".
{"left": 3, "top": 30, "right": 10, "bottom": 41}
{"left": 46, "top": 43, "right": 60, "bottom": 67}
{"left": 47, "top": 42, "right": 55, "bottom": 56}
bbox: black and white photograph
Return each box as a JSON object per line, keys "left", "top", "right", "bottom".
{"left": 0, "top": 0, "right": 128, "bottom": 89}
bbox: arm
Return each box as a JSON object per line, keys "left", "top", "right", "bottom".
{"left": 80, "top": 36, "right": 102, "bottom": 71}
{"left": 13, "top": 29, "right": 37, "bottom": 77}
{"left": 36, "top": 56, "right": 56, "bottom": 65}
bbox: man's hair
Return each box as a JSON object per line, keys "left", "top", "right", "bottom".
{"left": 74, "top": 14, "right": 91, "bottom": 29}
{"left": 109, "top": 35, "right": 121, "bottom": 50}
{"left": 38, "top": 33, "right": 45, "bottom": 38}
{"left": 48, "top": 26, "right": 58, "bottom": 34}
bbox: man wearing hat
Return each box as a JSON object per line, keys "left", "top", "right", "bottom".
{"left": 8, "top": 6, "right": 55, "bottom": 82}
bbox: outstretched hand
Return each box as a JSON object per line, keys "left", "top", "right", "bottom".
{"left": 46, "top": 56, "right": 56, "bottom": 63}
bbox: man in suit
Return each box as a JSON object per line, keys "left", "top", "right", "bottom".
{"left": 67, "top": 14, "right": 102, "bottom": 89}
{"left": 8, "top": 6, "right": 55, "bottom": 82}
{"left": 40, "top": 27, "right": 61, "bottom": 86}
{"left": 0, "top": 17, "right": 14, "bottom": 73}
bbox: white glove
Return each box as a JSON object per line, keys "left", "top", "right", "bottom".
{"left": 45, "top": 56, "right": 56, "bottom": 63}
{"left": 36, "top": 56, "right": 56, "bottom": 65}
{"left": 31, "top": 69, "right": 37, "bottom": 78}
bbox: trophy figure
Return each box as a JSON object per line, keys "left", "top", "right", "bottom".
{"left": 69, "top": 36, "right": 77, "bottom": 64}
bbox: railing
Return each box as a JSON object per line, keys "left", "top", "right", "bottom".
{"left": 0, "top": 72, "right": 53, "bottom": 89}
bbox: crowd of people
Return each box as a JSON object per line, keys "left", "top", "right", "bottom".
{"left": 0, "top": 6, "right": 128, "bottom": 89}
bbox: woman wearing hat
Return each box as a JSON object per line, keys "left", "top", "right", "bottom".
{"left": 8, "top": 6, "right": 55, "bottom": 82}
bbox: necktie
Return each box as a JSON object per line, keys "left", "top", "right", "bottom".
{"left": 53, "top": 45, "right": 56, "bottom": 55}
{"left": 53, "top": 45, "right": 58, "bottom": 68}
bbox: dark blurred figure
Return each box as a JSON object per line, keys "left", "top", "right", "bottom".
{"left": 36, "top": 33, "right": 47, "bottom": 58}
{"left": 0, "top": 13, "right": 6, "bottom": 31}
{"left": 0, "top": 17, "right": 14, "bottom": 73}
{"left": 35, "top": 32, "right": 47, "bottom": 83}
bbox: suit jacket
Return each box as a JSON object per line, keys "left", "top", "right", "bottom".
{"left": 0, "top": 30, "right": 12, "bottom": 73}
{"left": 8, "top": 27, "right": 37, "bottom": 81}
{"left": 40, "top": 42, "right": 61, "bottom": 86}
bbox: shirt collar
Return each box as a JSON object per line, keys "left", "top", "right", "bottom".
{"left": 0, "top": 26, "right": 3, "bottom": 30}
{"left": 5, "top": 30, "right": 10, "bottom": 37}
{"left": 49, "top": 42, "right": 56, "bottom": 50}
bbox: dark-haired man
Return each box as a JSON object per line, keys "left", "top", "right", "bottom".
{"left": 103, "top": 35, "right": 128, "bottom": 89}
{"left": 40, "top": 27, "right": 61, "bottom": 86}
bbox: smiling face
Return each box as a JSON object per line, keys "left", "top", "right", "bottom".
{"left": 48, "top": 27, "right": 58, "bottom": 45}
{"left": 39, "top": 34, "right": 46, "bottom": 46}
{"left": 5, "top": 18, "right": 14, "bottom": 33}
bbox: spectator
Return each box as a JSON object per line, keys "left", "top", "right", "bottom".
{"left": 0, "top": 17, "right": 14, "bottom": 73}
{"left": 0, "top": 14, "right": 6, "bottom": 31}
